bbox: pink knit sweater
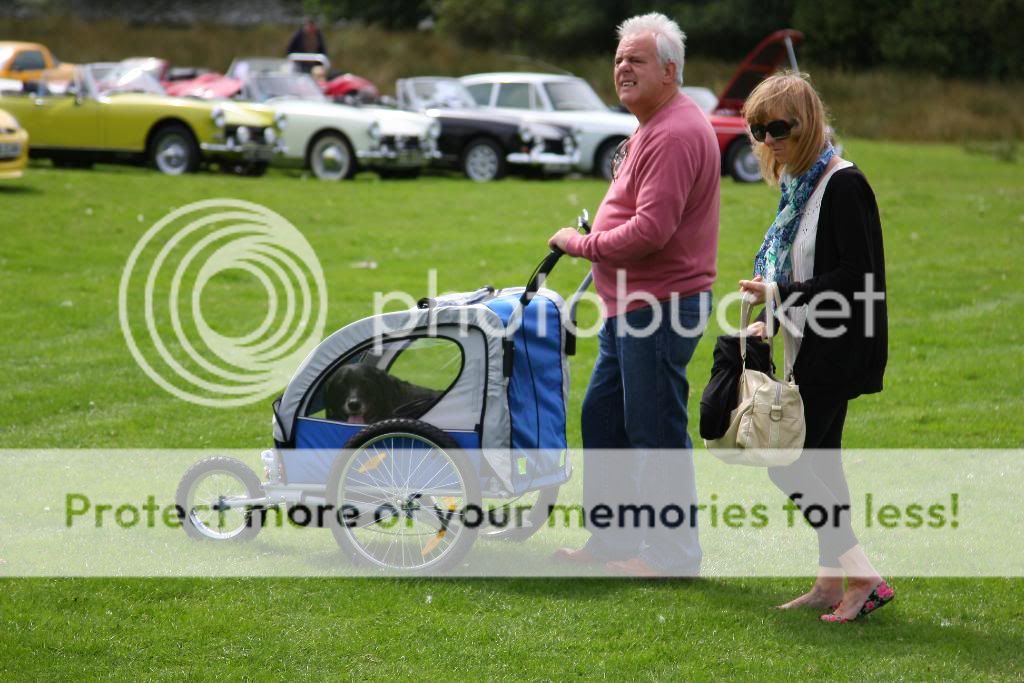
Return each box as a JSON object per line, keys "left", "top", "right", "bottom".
{"left": 565, "top": 93, "right": 719, "bottom": 317}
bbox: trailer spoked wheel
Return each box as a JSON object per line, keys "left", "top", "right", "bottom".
{"left": 327, "top": 419, "right": 480, "bottom": 574}
{"left": 176, "top": 457, "right": 266, "bottom": 541}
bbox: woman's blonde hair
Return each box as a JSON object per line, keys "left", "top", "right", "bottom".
{"left": 743, "top": 71, "right": 829, "bottom": 185}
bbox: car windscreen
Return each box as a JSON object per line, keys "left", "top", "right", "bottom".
{"left": 412, "top": 79, "right": 476, "bottom": 109}
{"left": 250, "top": 74, "right": 325, "bottom": 102}
{"left": 230, "top": 59, "right": 294, "bottom": 80}
{"left": 119, "top": 58, "right": 164, "bottom": 82}
{"left": 90, "top": 65, "right": 166, "bottom": 95}
{"left": 544, "top": 80, "right": 608, "bottom": 111}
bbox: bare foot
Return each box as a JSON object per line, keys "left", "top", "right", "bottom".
{"left": 777, "top": 579, "right": 843, "bottom": 610}
{"left": 822, "top": 576, "right": 882, "bottom": 621}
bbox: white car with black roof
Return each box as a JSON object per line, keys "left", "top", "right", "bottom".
{"left": 460, "top": 72, "right": 638, "bottom": 180}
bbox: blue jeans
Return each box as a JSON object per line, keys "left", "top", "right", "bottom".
{"left": 579, "top": 293, "right": 710, "bottom": 574}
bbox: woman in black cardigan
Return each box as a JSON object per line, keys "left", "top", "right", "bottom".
{"left": 738, "top": 73, "right": 892, "bottom": 623}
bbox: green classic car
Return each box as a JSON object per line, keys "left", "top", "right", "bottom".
{"left": 0, "top": 63, "right": 282, "bottom": 175}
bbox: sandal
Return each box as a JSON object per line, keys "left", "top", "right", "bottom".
{"left": 820, "top": 581, "right": 895, "bottom": 623}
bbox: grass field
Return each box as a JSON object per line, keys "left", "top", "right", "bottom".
{"left": 1, "top": 141, "right": 1023, "bottom": 679}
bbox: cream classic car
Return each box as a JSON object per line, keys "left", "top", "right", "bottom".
{"left": 177, "top": 58, "right": 440, "bottom": 180}
{"left": 237, "top": 69, "right": 439, "bottom": 179}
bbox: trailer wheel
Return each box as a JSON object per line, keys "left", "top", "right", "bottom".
{"left": 327, "top": 418, "right": 480, "bottom": 573}
{"left": 175, "top": 457, "right": 265, "bottom": 541}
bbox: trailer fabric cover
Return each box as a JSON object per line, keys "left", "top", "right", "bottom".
{"left": 274, "top": 304, "right": 515, "bottom": 491}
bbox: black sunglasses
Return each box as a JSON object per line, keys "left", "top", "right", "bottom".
{"left": 749, "top": 119, "right": 798, "bottom": 142}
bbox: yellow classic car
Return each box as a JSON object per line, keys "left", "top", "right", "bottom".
{"left": 0, "top": 63, "right": 282, "bottom": 175}
{"left": 0, "top": 107, "right": 28, "bottom": 178}
{"left": 0, "top": 41, "right": 74, "bottom": 83}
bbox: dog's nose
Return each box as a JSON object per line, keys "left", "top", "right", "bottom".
{"left": 346, "top": 399, "right": 362, "bottom": 413}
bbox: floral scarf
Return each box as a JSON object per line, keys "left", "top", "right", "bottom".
{"left": 752, "top": 145, "right": 835, "bottom": 285}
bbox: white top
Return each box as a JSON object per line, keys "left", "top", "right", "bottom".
{"left": 784, "top": 159, "right": 854, "bottom": 378}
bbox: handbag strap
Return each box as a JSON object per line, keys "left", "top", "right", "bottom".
{"left": 740, "top": 282, "right": 796, "bottom": 381}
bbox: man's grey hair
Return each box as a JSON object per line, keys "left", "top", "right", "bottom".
{"left": 617, "top": 12, "right": 686, "bottom": 85}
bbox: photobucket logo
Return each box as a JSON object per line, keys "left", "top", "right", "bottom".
{"left": 118, "top": 199, "right": 328, "bottom": 408}
{"left": 367, "top": 268, "right": 884, "bottom": 343}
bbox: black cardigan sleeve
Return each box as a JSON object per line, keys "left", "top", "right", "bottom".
{"left": 774, "top": 166, "right": 888, "bottom": 397}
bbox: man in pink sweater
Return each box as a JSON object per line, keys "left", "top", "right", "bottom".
{"left": 549, "top": 12, "right": 719, "bottom": 577}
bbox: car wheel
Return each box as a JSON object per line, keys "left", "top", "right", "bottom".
{"left": 726, "top": 139, "right": 761, "bottom": 183}
{"left": 148, "top": 123, "right": 200, "bottom": 176}
{"left": 308, "top": 132, "right": 355, "bottom": 181}
{"left": 595, "top": 137, "right": 626, "bottom": 182}
{"left": 461, "top": 138, "right": 505, "bottom": 182}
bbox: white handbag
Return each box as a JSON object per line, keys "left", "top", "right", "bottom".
{"left": 705, "top": 283, "right": 805, "bottom": 467}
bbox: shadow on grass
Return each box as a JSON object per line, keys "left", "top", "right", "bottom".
{"left": 0, "top": 184, "right": 41, "bottom": 195}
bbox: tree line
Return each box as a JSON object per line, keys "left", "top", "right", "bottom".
{"left": 313, "top": 0, "right": 1024, "bottom": 80}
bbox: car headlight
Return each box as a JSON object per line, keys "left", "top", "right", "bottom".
{"left": 518, "top": 124, "right": 534, "bottom": 144}
{"left": 367, "top": 121, "right": 381, "bottom": 142}
{"left": 427, "top": 120, "right": 441, "bottom": 140}
{"left": 211, "top": 106, "right": 225, "bottom": 129}
{"left": 264, "top": 127, "right": 277, "bottom": 145}
{"left": 236, "top": 126, "right": 251, "bottom": 144}
{"left": 563, "top": 135, "right": 575, "bottom": 154}
{"left": 6, "top": 114, "right": 19, "bottom": 130}
{"left": 274, "top": 111, "right": 287, "bottom": 130}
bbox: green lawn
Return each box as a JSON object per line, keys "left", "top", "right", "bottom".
{"left": 1, "top": 143, "right": 1023, "bottom": 680}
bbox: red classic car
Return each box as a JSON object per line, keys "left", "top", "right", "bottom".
{"left": 160, "top": 54, "right": 379, "bottom": 104}
{"left": 286, "top": 53, "right": 379, "bottom": 104}
{"left": 116, "top": 57, "right": 216, "bottom": 94}
{"left": 685, "top": 29, "right": 805, "bottom": 183}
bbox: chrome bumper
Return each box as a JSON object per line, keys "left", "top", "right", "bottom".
{"left": 506, "top": 150, "right": 579, "bottom": 172}
{"left": 357, "top": 147, "right": 438, "bottom": 169}
{"left": 200, "top": 142, "right": 277, "bottom": 161}
{"left": 0, "top": 141, "right": 24, "bottom": 160}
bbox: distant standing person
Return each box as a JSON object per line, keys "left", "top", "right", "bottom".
{"left": 548, "top": 12, "right": 719, "bottom": 577}
{"left": 287, "top": 16, "right": 327, "bottom": 58}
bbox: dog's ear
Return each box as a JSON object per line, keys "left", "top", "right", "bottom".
{"left": 325, "top": 366, "right": 346, "bottom": 394}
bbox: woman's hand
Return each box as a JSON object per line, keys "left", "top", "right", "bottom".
{"left": 738, "top": 274, "right": 767, "bottom": 304}
{"left": 744, "top": 321, "right": 767, "bottom": 338}
{"left": 548, "top": 227, "right": 578, "bottom": 252}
